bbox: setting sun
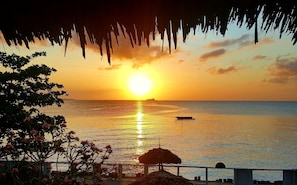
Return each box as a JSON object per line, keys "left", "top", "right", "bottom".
{"left": 128, "top": 73, "right": 152, "bottom": 97}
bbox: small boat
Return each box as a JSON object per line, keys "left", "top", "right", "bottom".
{"left": 175, "top": 116, "right": 195, "bottom": 120}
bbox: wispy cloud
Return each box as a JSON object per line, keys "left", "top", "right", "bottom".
{"left": 98, "top": 64, "right": 122, "bottom": 70}
{"left": 199, "top": 49, "right": 226, "bottom": 62}
{"left": 267, "top": 57, "right": 297, "bottom": 84}
{"left": 259, "top": 38, "right": 274, "bottom": 45}
{"left": 205, "top": 35, "right": 274, "bottom": 51}
{"left": 205, "top": 34, "right": 250, "bottom": 48}
{"left": 252, "top": 55, "right": 267, "bottom": 61}
{"left": 207, "top": 66, "right": 238, "bottom": 75}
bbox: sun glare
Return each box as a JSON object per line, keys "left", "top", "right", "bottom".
{"left": 128, "top": 73, "right": 152, "bottom": 97}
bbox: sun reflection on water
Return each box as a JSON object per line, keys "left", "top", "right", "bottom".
{"left": 136, "top": 102, "right": 144, "bottom": 155}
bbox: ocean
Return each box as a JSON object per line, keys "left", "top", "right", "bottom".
{"left": 41, "top": 100, "right": 297, "bottom": 181}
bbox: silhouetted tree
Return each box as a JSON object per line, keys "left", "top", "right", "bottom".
{"left": 0, "top": 52, "right": 112, "bottom": 185}
{"left": 0, "top": 52, "right": 68, "bottom": 184}
{"left": 0, "top": 52, "right": 67, "bottom": 135}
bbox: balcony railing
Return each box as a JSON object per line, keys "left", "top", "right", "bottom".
{"left": 50, "top": 162, "right": 296, "bottom": 185}
{"left": 1, "top": 160, "right": 296, "bottom": 185}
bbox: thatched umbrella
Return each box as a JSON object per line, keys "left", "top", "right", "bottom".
{"left": 215, "top": 162, "right": 226, "bottom": 168}
{"left": 129, "top": 170, "right": 193, "bottom": 185}
{"left": 1, "top": 0, "right": 297, "bottom": 63}
{"left": 138, "top": 147, "right": 181, "bottom": 170}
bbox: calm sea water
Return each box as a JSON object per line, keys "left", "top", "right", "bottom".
{"left": 42, "top": 100, "right": 297, "bottom": 181}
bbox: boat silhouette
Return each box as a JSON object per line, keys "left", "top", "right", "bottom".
{"left": 175, "top": 116, "right": 194, "bottom": 120}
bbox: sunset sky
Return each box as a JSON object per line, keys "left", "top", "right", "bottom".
{"left": 1, "top": 18, "right": 297, "bottom": 101}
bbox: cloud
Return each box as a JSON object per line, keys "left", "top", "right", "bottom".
{"left": 267, "top": 57, "right": 297, "bottom": 84}
{"left": 205, "top": 34, "right": 250, "bottom": 48}
{"left": 252, "top": 55, "right": 267, "bottom": 61}
{"left": 199, "top": 49, "right": 226, "bottom": 62}
{"left": 98, "top": 64, "right": 122, "bottom": 70}
{"left": 267, "top": 77, "right": 290, "bottom": 84}
{"left": 110, "top": 35, "right": 180, "bottom": 68}
{"left": 207, "top": 66, "right": 238, "bottom": 75}
{"left": 259, "top": 37, "right": 274, "bottom": 45}
{"left": 70, "top": 30, "right": 174, "bottom": 68}
{"left": 205, "top": 35, "right": 274, "bottom": 51}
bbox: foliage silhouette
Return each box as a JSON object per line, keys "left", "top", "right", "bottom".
{"left": 0, "top": 52, "right": 112, "bottom": 185}
{"left": 0, "top": 52, "right": 66, "bottom": 134}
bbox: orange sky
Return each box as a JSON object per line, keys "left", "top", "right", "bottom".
{"left": 1, "top": 21, "right": 297, "bottom": 101}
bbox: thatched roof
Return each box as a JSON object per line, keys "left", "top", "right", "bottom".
{"left": 1, "top": 0, "right": 296, "bottom": 63}
{"left": 138, "top": 147, "right": 182, "bottom": 164}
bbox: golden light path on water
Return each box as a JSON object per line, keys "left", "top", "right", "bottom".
{"left": 136, "top": 101, "right": 144, "bottom": 156}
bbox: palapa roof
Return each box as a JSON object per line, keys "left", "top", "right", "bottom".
{"left": 1, "top": 0, "right": 297, "bottom": 63}
{"left": 138, "top": 147, "right": 181, "bottom": 164}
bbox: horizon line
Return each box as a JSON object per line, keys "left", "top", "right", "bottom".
{"left": 63, "top": 98, "right": 297, "bottom": 102}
